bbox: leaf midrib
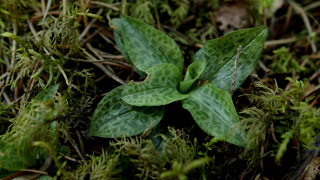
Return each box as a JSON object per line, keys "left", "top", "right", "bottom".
{"left": 123, "top": 86, "right": 179, "bottom": 96}
{"left": 218, "top": 29, "right": 266, "bottom": 73}
{"left": 190, "top": 94, "right": 235, "bottom": 131}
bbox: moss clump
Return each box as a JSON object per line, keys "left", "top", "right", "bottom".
{"left": 241, "top": 79, "right": 320, "bottom": 168}
{"left": 62, "top": 151, "right": 121, "bottom": 180}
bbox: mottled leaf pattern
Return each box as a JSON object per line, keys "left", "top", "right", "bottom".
{"left": 94, "top": 16, "right": 267, "bottom": 147}
{"left": 0, "top": 85, "right": 61, "bottom": 171}
{"left": 114, "top": 27, "right": 130, "bottom": 61}
{"left": 89, "top": 86, "right": 165, "bottom": 138}
{"left": 31, "top": 84, "right": 59, "bottom": 102}
{"left": 121, "top": 63, "right": 188, "bottom": 106}
{"left": 112, "top": 15, "right": 184, "bottom": 73}
{"left": 179, "top": 60, "right": 206, "bottom": 93}
{"left": 193, "top": 27, "right": 268, "bottom": 91}
{"left": 182, "top": 83, "right": 246, "bottom": 147}
{"left": 0, "top": 140, "right": 30, "bottom": 170}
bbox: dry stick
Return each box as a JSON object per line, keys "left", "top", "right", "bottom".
{"left": 288, "top": 0, "right": 317, "bottom": 53}
{"left": 265, "top": 37, "right": 297, "bottom": 46}
{"left": 304, "top": 1, "right": 320, "bottom": 11}
{"left": 98, "top": 32, "right": 120, "bottom": 51}
{"left": 42, "top": 0, "right": 52, "bottom": 22}
{"left": 100, "top": 54, "right": 125, "bottom": 60}
{"left": 20, "top": 169, "right": 47, "bottom": 175}
{"left": 1, "top": 172, "right": 30, "bottom": 180}
{"left": 62, "top": 0, "right": 67, "bottom": 15}
{"left": 41, "top": 0, "right": 46, "bottom": 15}
{"left": 28, "top": 20, "right": 70, "bottom": 86}
{"left": 68, "top": 58, "right": 131, "bottom": 69}
{"left": 81, "top": 27, "right": 103, "bottom": 45}
{"left": 0, "top": 71, "right": 9, "bottom": 103}
{"left": 31, "top": 11, "right": 61, "bottom": 22}
{"left": 10, "top": 19, "right": 17, "bottom": 69}
{"left": 284, "top": 135, "right": 320, "bottom": 180}
{"left": 0, "top": 72, "right": 9, "bottom": 80}
{"left": 60, "top": 129, "right": 86, "bottom": 162}
{"left": 77, "top": 0, "right": 91, "bottom": 26}
{"left": 153, "top": 1, "right": 162, "bottom": 30}
{"left": 57, "top": 64, "right": 69, "bottom": 85}
{"left": 85, "top": 44, "right": 125, "bottom": 84}
{"left": 100, "top": 61, "right": 131, "bottom": 68}
{"left": 283, "top": 6, "right": 293, "bottom": 33}
{"left": 27, "top": 20, "right": 40, "bottom": 42}
{"left": 79, "top": 9, "right": 103, "bottom": 40}
{"left": 310, "top": 68, "right": 320, "bottom": 81}
{"left": 3, "top": 92, "right": 11, "bottom": 104}
{"left": 91, "top": 1, "right": 119, "bottom": 11}
{"left": 303, "top": 85, "right": 320, "bottom": 99}
{"left": 231, "top": 45, "right": 243, "bottom": 94}
{"left": 76, "top": 130, "right": 85, "bottom": 156}
{"left": 63, "top": 155, "right": 82, "bottom": 163}
{"left": 258, "top": 60, "right": 270, "bottom": 73}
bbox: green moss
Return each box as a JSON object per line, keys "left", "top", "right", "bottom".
{"left": 62, "top": 151, "right": 121, "bottom": 180}
{"left": 241, "top": 79, "right": 320, "bottom": 167}
{"left": 0, "top": 85, "right": 66, "bottom": 171}
{"left": 39, "top": 14, "right": 81, "bottom": 56}
{"left": 108, "top": 128, "right": 208, "bottom": 179}
{"left": 271, "top": 47, "right": 307, "bottom": 74}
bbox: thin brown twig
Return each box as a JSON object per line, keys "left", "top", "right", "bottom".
{"left": 304, "top": 1, "right": 320, "bottom": 11}
{"left": 100, "top": 61, "right": 131, "bottom": 69}
{"left": 57, "top": 64, "right": 69, "bottom": 85}
{"left": 81, "top": 27, "right": 103, "bottom": 45}
{"left": 76, "top": 131, "right": 86, "bottom": 156}
{"left": 62, "top": 0, "right": 67, "bottom": 15}
{"left": 42, "top": 0, "right": 52, "bottom": 22}
{"left": 84, "top": 47, "right": 125, "bottom": 84}
{"left": 310, "top": 68, "right": 320, "bottom": 81}
{"left": 31, "top": 11, "right": 61, "bottom": 22}
{"left": 1, "top": 171, "right": 30, "bottom": 180}
{"left": 63, "top": 155, "right": 82, "bottom": 163}
{"left": 21, "top": 169, "right": 48, "bottom": 175}
{"left": 10, "top": 19, "right": 17, "bottom": 69}
{"left": 153, "top": 2, "right": 162, "bottom": 30}
{"left": 77, "top": 0, "right": 91, "bottom": 26}
{"left": 61, "top": 129, "right": 86, "bottom": 161}
{"left": 283, "top": 6, "right": 292, "bottom": 33}
{"left": 91, "top": 1, "right": 119, "bottom": 11}
{"left": 265, "top": 37, "right": 297, "bottom": 47}
{"left": 28, "top": 20, "right": 70, "bottom": 86}
{"left": 3, "top": 92, "right": 11, "bottom": 104}
{"left": 79, "top": 9, "right": 103, "bottom": 40}
{"left": 100, "top": 54, "right": 125, "bottom": 60}
{"left": 98, "top": 32, "right": 119, "bottom": 51}
{"left": 41, "top": 0, "right": 46, "bottom": 15}
{"left": 288, "top": 0, "right": 317, "bottom": 53}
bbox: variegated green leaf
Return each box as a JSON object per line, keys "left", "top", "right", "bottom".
{"left": 193, "top": 27, "right": 268, "bottom": 91}
{"left": 121, "top": 63, "right": 188, "bottom": 106}
{"left": 112, "top": 15, "right": 184, "bottom": 73}
{"left": 30, "top": 84, "right": 59, "bottom": 102}
{"left": 179, "top": 60, "right": 206, "bottom": 93}
{"left": 182, "top": 83, "right": 246, "bottom": 147}
{"left": 0, "top": 85, "right": 61, "bottom": 171}
{"left": 89, "top": 86, "right": 165, "bottom": 138}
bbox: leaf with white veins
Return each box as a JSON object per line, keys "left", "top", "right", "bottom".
{"left": 121, "top": 63, "right": 189, "bottom": 106}
{"left": 193, "top": 27, "right": 268, "bottom": 91}
{"left": 89, "top": 86, "right": 165, "bottom": 138}
{"left": 182, "top": 83, "right": 246, "bottom": 147}
{"left": 112, "top": 15, "right": 184, "bottom": 73}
